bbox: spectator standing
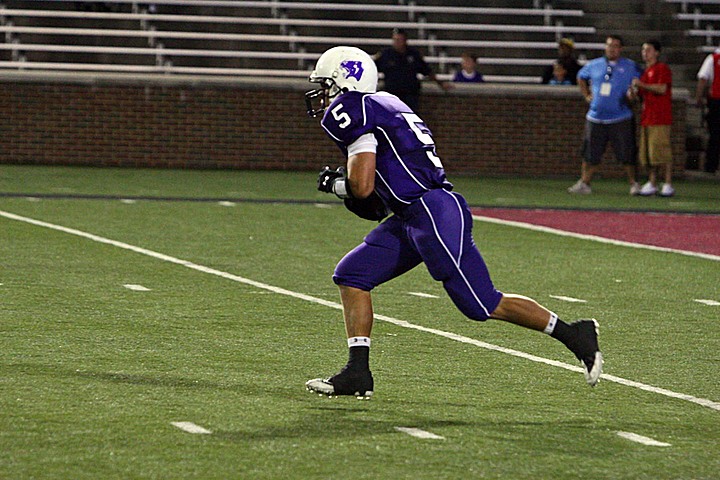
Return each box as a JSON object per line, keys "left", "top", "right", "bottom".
{"left": 629, "top": 40, "right": 674, "bottom": 197}
{"left": 452, "top": 52, "right": 484, "bottom": 83}
{"left": 542, "top": 38, "right": 581, "bottom": 85}
{"left": 373, "top": 28, "right": 451, "bottom": 112}
{"left": 695, "top": 44, "right": 720, "bottom": 175}
{"left": 568, "top": 35, "right": 643, "bottom": 195}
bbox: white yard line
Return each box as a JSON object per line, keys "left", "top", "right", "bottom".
{"left": 395, "top": 427, "right": 445, "bottom": 440}
{"left": 694, "top": 299, "right": 720, "bottom": 306}
{"left": 408, "top": 292, "right": 440, "bottom": 298}
{"left": 123, "top": 284, "right": 151, "bottom": 291}
{"left": 171, "top": 421, "right": 212, "bottom": 434}
{"left": 2, "top": 209, "right": 719, "bottom": 413}
{"left": 549, "top": 294, "right": 587, "bottom": 303}
{"left": 616, "top": 431, "right": 671, "bottom": 447}
{"left": 472, "top": 214, "right": 720, "bottom": 262}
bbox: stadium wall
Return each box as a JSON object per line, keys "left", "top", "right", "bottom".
{"left": 0, "top": 77, "right": 687, "bottom": 178}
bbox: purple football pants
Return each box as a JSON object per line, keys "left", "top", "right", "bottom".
{"left": 333, "top": 189, "right": 503, "bottom": 321}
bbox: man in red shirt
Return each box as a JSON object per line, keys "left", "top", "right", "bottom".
{"left": 631, "top": 39, "right": 674, "bottom": 197}
{"left": 695, "top": 45, "right": 720, "bottom": 175}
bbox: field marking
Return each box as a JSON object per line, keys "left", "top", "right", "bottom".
{"left": 171, "top": 421, "right": 212, "bottom": 434}
{"left": 549, "top": 294, "right": 587, "bottom": 303}
{"left": 2, "top": 209, "right": 719, "bottom": 413}
{"left": 218, "top": 201, "right": 236, "bottom": 207}
{"left": 123, "top": 284, "right": 151, "bottom": 292}
{"left": 395, "top": 427, "right": 445, "bottom": 440}
{"left": 616, "top": 431, "right": 671, "bottom": 447}
{"left": 408, "top": 292, "right": 440, "bottom": 298}
{"left": 472, "top": 214, "right": 720, "bottom": 262}
{"left": 120, "top": 199, "right": 137, "bottom": 204}
{"left": 694, "top": 299, "right": 720, "bottom": 306}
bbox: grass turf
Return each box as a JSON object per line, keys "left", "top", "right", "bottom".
{"left": 0, "top": 166, "right": 718, "bottom": 479}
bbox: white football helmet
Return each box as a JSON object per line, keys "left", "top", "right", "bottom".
{"left": 305, "top": 46, "right": 378, "bottom": 117}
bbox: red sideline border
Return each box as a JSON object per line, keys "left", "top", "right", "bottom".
{"left": 471, "top": 208, "right": 720, "bottom": 259}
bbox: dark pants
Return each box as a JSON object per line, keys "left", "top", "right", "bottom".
{"left": 705, "top": 99, "right": 720, "bottom": 173}
{"left": 581, "top": 118, "right": 637, "bottom": 166}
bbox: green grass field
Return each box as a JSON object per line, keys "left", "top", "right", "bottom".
{"left": 1, "top": 166, "right": 718, "bottom": 479}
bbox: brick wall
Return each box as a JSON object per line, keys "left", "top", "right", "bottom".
{"left": 0, "top": 80, "right": 686, "bottom": 178}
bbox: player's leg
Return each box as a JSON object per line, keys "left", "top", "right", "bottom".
{"left": 490, "top": 294, "right": 554, "bottom": 330}
{"left": 410, "top": 190, "right": 602, "bottom": 385}
{"left": 490, "top": 295, "right": 602, "bottom": 386}
{"left": 306, "top": 216, "right": 422, "bottom": 397}
{"left": 407, "top": 190, "right": 502, "bottom": 320}
{"left": 339, "top": 285, "right": 373, "bottom": 338}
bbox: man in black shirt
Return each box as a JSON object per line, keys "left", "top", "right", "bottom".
{"left": 373, "top": 29, "right": 451, "bottom": 112}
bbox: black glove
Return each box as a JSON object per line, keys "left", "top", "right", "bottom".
{"left": 317, "top": 166, "right": 346, "bottom": 194}
{"left": 344, "top": 192, "right": 389, "bottom": 222}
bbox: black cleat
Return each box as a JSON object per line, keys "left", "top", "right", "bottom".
{"left": 306, "top": 366, "right": 374, "bottom": 398}
{"left": 566, "top": 319, "right": 603, "bottom": 387}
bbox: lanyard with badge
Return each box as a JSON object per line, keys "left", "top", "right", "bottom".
{"left": 600, "top": 61, "right": 613, "bottom": 96}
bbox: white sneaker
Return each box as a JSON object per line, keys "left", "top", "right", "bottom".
{"left": 659, "top": 183, "right": 675, "bottom": 197}
{"left": 568, "top": 180, "right": 591, "bottom": 194}
{"left": 629, "top": 182, "right": 641, "bottom": 196}
{"left": 638, "top": 181, "right": 657, "bottom": 196}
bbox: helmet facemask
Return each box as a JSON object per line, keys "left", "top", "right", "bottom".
{"left": 305, "top": 78, "right": 343, "bottom": 118}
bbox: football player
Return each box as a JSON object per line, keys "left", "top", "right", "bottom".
{"left": 305, "top": 46, "right": 602, "bottom": 398}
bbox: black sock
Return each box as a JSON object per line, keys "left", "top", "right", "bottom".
{"left": 346, "top": 346, "right": 369, "bottom": 371}
{"left": 550, "top": 319, "right": 575, "bottom": 346}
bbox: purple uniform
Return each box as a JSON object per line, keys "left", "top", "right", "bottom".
{"left": 322, "top": 91, "right": 503, "bottom": 320}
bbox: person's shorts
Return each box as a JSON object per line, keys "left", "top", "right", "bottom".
{"left": 581, "top": 118, "right": 636, "bottom": 166}
{"left": 639, "top": 125, "right": 672, "bottom": 166}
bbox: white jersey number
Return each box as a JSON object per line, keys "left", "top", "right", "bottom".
{"left": 331, "top": 104, "right": 351, "bottom": 129}
{"left": 401, "top": 113, "right": 444, "bottom": 168}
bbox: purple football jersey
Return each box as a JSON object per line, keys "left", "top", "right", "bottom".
{"left": 320, "top": 91, "right": 453, "bottom": 213}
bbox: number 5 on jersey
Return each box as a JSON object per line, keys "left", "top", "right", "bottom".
{"left": 401, "top": 113, "right": 444, "bottom": 168}
{"left": 331, "top": 103, "right": 351, "bottom": 129}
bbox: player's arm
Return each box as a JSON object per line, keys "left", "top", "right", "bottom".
{"left": 317, "top": 132, "right": 378, "bottom": 199}
{"left": 346, "top": 151, "right": 376, "bottom": 199}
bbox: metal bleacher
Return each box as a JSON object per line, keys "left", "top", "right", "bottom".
{"left": 668, "top": 0, "right": 720, "bottom": 53}
{"left": 0, "top": 0, "right": 603, "bottom": 83}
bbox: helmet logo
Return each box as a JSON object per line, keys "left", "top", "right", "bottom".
{"left": 340, "top": 60, "right": 364, "bottom": 81}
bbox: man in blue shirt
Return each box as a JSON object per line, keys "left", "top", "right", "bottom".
{"left": 304, "top": 46, "right": 603, "bottom": 398}
{"left": 568, "top": 35, "right": 643, "bottom": 195}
